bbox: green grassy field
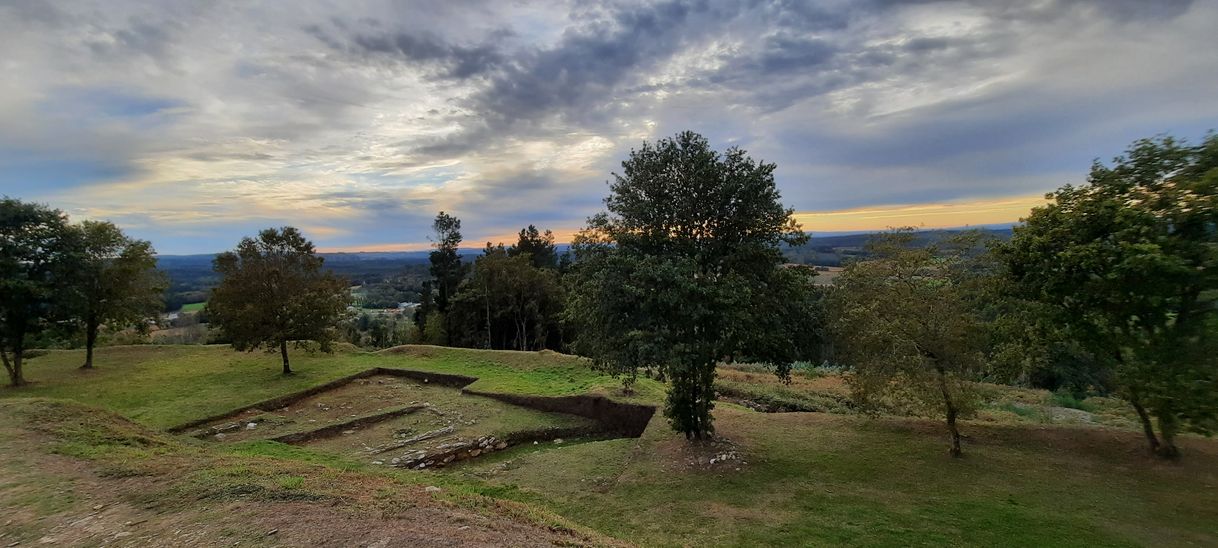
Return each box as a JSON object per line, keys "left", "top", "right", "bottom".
{"left": 3, "top": 345, "right": 661, "bottom": 429}
{"left": 179, "top": 302, "right": 206, "bottom": 313}
{"left": 2, "top": 344, "right": 1216, "bottom": 546}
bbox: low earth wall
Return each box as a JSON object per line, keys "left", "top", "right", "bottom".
{"left": 167, "top": 366, "right": 655, "bottom": 439}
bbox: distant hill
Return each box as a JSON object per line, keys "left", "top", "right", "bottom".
{"left": 156, "top": 227, "right": 1014, "bottom": 309}
{"left": 785, "top": 227, "right": 1014, "bottom": 266}
{"left": 155, "top": 249, "right": 483, "bottom": 311}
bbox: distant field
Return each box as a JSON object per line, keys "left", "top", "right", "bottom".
{"left": 811, "top": 265, "right": 844, "bottom": 285}
{"left": 179, "top": 302, "right": 206, "bottom": 312}
{"left": 1, "top": 345, "right": 1215, "bottom": 546}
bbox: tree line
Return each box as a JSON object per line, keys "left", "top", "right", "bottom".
{"left": 3, "top": 130, "right": 1214, "bottom": 461}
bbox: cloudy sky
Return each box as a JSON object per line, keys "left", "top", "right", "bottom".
{"left": 2, "top": 0, "right": 1216, "bottom": 254}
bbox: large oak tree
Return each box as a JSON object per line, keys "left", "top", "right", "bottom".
{"left": 206, "top": 227, "right": 350, "bottom": 374}
{"left": 567, "top": 131, "right": 817, "bottom": 439}
{"left": 998, "top": 134, "right": 1218, "bottom": 459}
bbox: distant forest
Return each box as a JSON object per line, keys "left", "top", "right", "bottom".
{"left": 158, "top": 227, "right": 1014, "bottom": 311}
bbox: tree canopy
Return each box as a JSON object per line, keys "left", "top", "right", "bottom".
{"left": 566, "top": 131, "right": 817, "bottom": 439}
{"left": 830, "top": 230, "right": 990, "bottom": 457}
{"left": 997, "top": 134, "right": 1218, "bottom": 458}
{"left": 206, "top": 227, "right": 351, "bottom": 374}
{"left": 508, "top": 225, "right": 559, "bottom": 270}
{"left": 0, "top": 198, "right": 78, "bottom": 386}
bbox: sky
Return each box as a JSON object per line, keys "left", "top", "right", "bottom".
{"left": 1, "top": 0, "right": 1216, "bottom": 254}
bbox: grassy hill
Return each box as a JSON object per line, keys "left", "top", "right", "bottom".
{"left": 2, "top": 345, "right": 1215, "bottom": 546}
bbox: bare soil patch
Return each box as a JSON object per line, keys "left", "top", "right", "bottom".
{"left": 188, "top": 374, "right": 607, "bottom": 469}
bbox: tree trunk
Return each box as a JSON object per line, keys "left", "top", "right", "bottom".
{"left": 1131, "top": 397, "right": 1161, "bottom": 454}
{"left": 946, "top": 405, "right": 962, "bottom": 458}
{"left": 81, "top": 316, "right": 98, "bottom": 369}
{"left": 3, "top": 345, "right": 25, "bottom": 387}
{"left": 483, "top": 285, "right": 492, "bottom": 350}
{"left": 2, "top": 349, "right": 19, "bottom": 387}
{"left": 279, "top": 341, "right": 292, "bottom": 375}
{"left": 1156, "top": 412, "right": 1181, "bottom": 460}
{"left": 935, "top": 365, "right": 963, "bottom": 457}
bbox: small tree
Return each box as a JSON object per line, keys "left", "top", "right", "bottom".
{"left": 998, "top": 133, "right": 1218, "bottom": 459}
{"left": 206, "top": 227, "right": 350, "bottom": 374}
{"left": 415, "top": 212, "right": 467, "bottom": 345}
{"left": 69, "top": 220, "right": 166, "bottom": 369}
{"left": 420, "top": 311, "right": 447, "bottom": 346}
{"left": 566, "top": 131, "right": 815, "bottom": 439}
{"left": 829, "top": 230, "right": 988, "bottom": 457}
{"left": 429, "top": 212, "right": 466, "bottom": 314}
{"left": 0, "top": 198, "right": 78, "bottom": 386}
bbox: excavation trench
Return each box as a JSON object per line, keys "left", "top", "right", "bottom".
{"left": 172, "top": 367, "right": 655, "bottom": 469}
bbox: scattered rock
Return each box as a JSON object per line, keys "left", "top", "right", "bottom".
{"left": 371, "top": 460, "right": 384, "bottom": 465}
{"left": 92, "top": 504, "right": 105, "bottom": 510}
{"left": 342, "top": 430, "right": 355, "bottom": 435}
{"left": 424, "top": 486, "right": 442, "bottom": 493}
{"left": 469, "top": 449, "right": 481, "bottom": 457}
{"left": 553, "top": 438, "right": 564, "bottom": 444}
{"left": 266, "top": 529, "right": 278, "bottom": 536}
{"left": 245, "top": 422, "right": 257, "bottom": 430}
{"left": 495, "top": 442, "right": 507, "bottom": 450}
{"left": 214, "top": 433, "right": 226, "bottom": 440}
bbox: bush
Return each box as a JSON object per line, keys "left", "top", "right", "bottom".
{"left": 1048, "top": 389, "right": 1097, "bottom": 412}
{"left": 714, "top": 379, "right": 854, "bottom": 413}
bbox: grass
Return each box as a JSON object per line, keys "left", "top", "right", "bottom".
{"left": 453, "top": 410, "right": 1218, "bottom": 547}
{"left": 179, "top": 302, "right": 206, "bottom": 312}
{"left": 716, "top": 363, "right": 1138, "bottom": 429}
{"left": 1, "top": 344, "right": 660, "bottom": 429}
{"left": 1048, "top": 389, "right": 1099, "bottom": 412}
{"left": 3, "top": 344, "right": 1217, "bottom": 546}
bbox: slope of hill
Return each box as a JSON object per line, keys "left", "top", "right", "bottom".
{"left": 2, "top": 345, "right": 1215, "bottom": 546}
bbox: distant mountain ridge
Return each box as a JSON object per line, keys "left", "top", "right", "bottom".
{"left": 155, "top": 226, "right": 1015, "bottom": 265}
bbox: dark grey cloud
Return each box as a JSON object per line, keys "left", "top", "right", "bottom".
{"left": 476, "top": 1, "right": 709, "bottom": 121}
{"left": 0, "top": 0, "right": 70, "bottom": 26}
{"left": 307, "top": 23, "right": 510, "bottom": 80}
